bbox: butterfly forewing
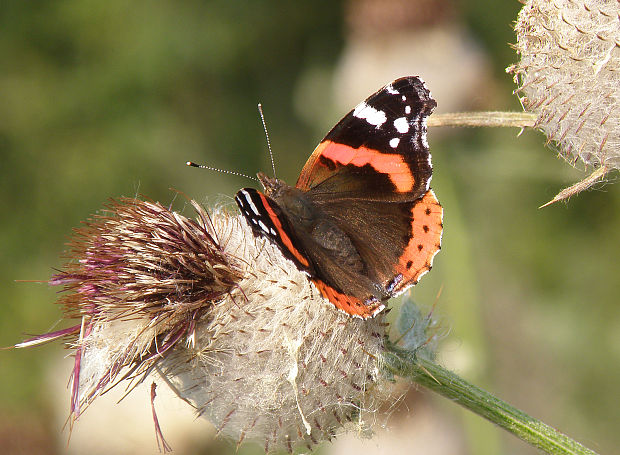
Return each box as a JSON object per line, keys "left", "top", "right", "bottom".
{"left": 296, "top": 76, "right": 436, "bottom": 202}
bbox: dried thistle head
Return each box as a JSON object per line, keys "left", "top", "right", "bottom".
{"left": 48, "top": 198, "right": 242, "bottom": 417}
{"left": 508, "top": 0, "right": 620, "bottom": 203}
{"left": 159, "top": 214, "right": 389, "bottom": 452}
{"left": 26, "top": 197, "right": 397, "bottom": 452}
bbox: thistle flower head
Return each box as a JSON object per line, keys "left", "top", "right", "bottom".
{"left": 52, "top": 198, "right": 242, "bottom": 416}
{"left": 159, "top": 214, "right": 388, "bottom": 452}
{"left": 509, "top": 0, "right": 620, "bottom": 201}
{"left": 39, "top": 197, "right": 394, "bottom": 452}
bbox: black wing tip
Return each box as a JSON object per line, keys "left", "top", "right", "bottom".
{"left": 388, "top": 76, "right": 436, "bottom": 110}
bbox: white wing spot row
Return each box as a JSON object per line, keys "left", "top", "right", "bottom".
{"left": 353, "top": 102, "right": 387, "bottom": 127}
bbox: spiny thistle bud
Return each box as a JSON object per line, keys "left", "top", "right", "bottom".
{"left": 508, "top": 0, "right": 620, "bottom": 201}
{"left": 24, "top": 198, "right": 392, "bottom": 452}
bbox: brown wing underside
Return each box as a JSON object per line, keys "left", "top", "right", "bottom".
{"left": 296, "top": 188, "right": 442, "bottom": 304}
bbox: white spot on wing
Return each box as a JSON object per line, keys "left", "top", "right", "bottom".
{"left": 385, "top": 84, "right": 398, "bottom": 95}
{"left": 353, "top": 102, "right": 387, "bottom": 127}
{"left": 240, "top": 190, "right": 261, "bottom": 216}
{"left": 389, "top": 137, "right": 400, "bottom": 148}
{"left": 258, "top": 220, "right": 270, "bottom": 233}
{"left": 394, "top": 117, "right": 409, "bottom": 133}
{"left": 405, "top": 105, "right": 411, "bottom": 114}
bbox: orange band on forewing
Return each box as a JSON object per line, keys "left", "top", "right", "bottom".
{"left": 319, "top": 140, "right": 415, "bottom": 192}
{"left": 258, "top": 193, "right": 310, "bottom": 268}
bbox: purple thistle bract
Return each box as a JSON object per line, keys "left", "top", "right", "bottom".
{"left": 50, "top": 198, "right": 241, "bottom": 418}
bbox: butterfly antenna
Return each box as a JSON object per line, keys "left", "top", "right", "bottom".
{"left": 258, "top": 103, "right": 276, "bottom": 178}
{"left": 186, "top": 161, "right": 258, "bottom": 182}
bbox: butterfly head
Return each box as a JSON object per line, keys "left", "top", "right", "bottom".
{"left": 257, "top": 171, "right": 285, "bottom": 198}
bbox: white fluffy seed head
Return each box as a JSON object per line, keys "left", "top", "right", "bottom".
{"left": 159, "top": 214, "right": 389, "bottom": 452}
{"left": 51, "top": 199, "right": 391, "bottom": 453}
{"left": 509, "top": 0, "right": 620, "bottom": 171}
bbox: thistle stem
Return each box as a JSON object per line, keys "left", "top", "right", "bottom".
{"left": 383, "top": 344, "right": 599, "bottom": 455}
{"left": 427, "top": 111, "right": 537, "bottom": 128}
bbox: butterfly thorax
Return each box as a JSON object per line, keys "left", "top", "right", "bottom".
{"left": 257, "top": 172, "right": 315, "bottom": 225}
{"left": 257, "top": 172, "right": 365, "bottom": 274}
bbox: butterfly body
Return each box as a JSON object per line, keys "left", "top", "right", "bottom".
{"left": 235, "top": 76, "right": 443, "bottom": 318}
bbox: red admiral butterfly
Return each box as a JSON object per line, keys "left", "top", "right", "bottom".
{"left": 235, "top": 76, "right": 442, "bottom": 318}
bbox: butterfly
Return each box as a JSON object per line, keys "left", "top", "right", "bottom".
{"left": 235, "top": 76, "right": 442, "bottom": 318}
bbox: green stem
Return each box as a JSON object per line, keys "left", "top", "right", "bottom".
{"left": 383, "top": 344, "right": 599, "bottom": 455}
{"left": 427, "top": 111, "right": 537, "bottom": 128}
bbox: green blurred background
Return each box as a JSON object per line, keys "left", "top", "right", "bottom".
{"left": 1, "top": 1, "right": 618, "bottom": 454}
